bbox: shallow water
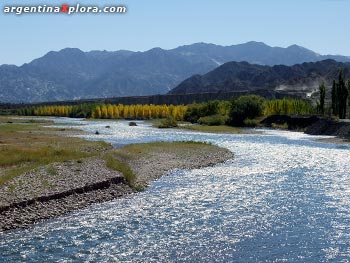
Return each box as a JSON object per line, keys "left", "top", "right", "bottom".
{"left": 1, "top": 119, "right": 350, "bottom": 262}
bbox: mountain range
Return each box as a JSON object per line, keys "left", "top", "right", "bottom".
{"left": 1, "top": 41, "right": 350, "bottom": 103}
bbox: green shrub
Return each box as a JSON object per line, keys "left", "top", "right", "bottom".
{"left": 198, "top": 114, "right": 228, "bottom": 126}
{"left": 158, "top": 118, "right": 178, "bottom": 128}
{"left": 184, "top": 101, "right": 220, "bottom": 123}
{"left": 243, "top": 118, "right": 258, "bottom": 127}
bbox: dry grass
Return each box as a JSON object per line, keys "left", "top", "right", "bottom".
{"left": 0, "top": 117, "right": 111, "bottom": 185}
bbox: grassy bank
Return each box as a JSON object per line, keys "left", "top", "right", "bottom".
{"left": 0, "top": 117, "right": 111, "bottom": 185}
{"left": 179, "top": 124, "right": 249, "bottom": 134}
{"left": 104, "top": 140, "right": 232, "bottom": 189}
{"left": 112, "top": 141, "right": 233, "bottom": 187}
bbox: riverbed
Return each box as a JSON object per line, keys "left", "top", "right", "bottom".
{"left": 1, "top": 118, "right": 350, "bottom": 262}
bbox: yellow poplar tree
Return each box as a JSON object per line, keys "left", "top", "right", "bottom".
{"left": 93, "top": 106, "right": 102, "bottom": 119}
{"left": 123, "top": 105, "right": 130, "bottom": 119}
{"left": 107, "top": 104, "right": 114, "bottom": 119}
{"left": 101, "top": 105, "right": 108, "bottom": 118}
{"left": 129, "top": 105, "right": 135, "bottom": 119}
{"left": 113, "top": 105, "right": 120, "bottom": 119}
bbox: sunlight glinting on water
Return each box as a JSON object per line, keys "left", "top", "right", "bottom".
{"left": 1, "top": 119, "right": 350, "bottom": 262}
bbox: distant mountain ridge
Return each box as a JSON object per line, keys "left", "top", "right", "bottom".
{"left": 172, "top": 41, "right": 350, "bottom": 66}
{"left": 169, "top": 59, "right": 350, "bottom": 98}
{"left": 1, "top": 42, "right": 350, "bottom": 103}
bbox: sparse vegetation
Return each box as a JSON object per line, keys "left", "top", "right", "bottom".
{"left": 46, "top": 166, "right": 58, "bottom": 176}
{"left": 104, "top": 155, "right": 135, "bottom": 186}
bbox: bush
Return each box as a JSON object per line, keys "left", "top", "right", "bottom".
{"left": 197, "top": 114, "right": 228, "bottom": 126}
{"left": 158, "top": 118, "right": 178, "bottom": 128}
{"left": 271, "top": 122, "right": 289, "bottom": 130}
{"left": 229, "top": 95, "right": 265, "bottom": 126}
{"left": 184, "top": 101, "right": 220, "bottom": 123}
{"left": 243, "top": 118, "right": 258, "bottom": 127}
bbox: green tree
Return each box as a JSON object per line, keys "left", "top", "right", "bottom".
{"left": 331, "top": 80, "right": 338, "bottom": 116}
{"left": 229, "top": 95, "right": 265, "bottom": 126}
{"left": 319, "top": 82, "right": 326, "bottom": 115}
{"left": 337, "top": 71, "right": 349, "bottom": 119}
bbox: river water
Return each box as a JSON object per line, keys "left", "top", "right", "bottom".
{"left": 1, "top": 119, "right": 350, "bottom": 262}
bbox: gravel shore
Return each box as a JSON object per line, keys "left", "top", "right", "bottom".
{"left": 129, "top": 142, "right": 233, "bottom": 186}
{"left": 0, "top": 142, "right": 233, "bottom": 232}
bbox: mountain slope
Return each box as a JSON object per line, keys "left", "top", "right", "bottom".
{"left": 169, "top": 59, "right": 350, "bottom": 97}
{"left": 1, "top": 42, "right": 350, "bottom": 103}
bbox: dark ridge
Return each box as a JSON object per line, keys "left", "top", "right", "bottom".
{"left": 169, "top": 59, "right": 350, "bottom": 96}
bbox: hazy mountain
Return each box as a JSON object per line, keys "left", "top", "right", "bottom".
{"left": 172, "top": 41, "right": 350, "bottom": 65}
{"left": 169, "top": 59, "right": 350, "bottom": 98}
{"left": 1, "top": 42, "right": 350, "bottom": 103}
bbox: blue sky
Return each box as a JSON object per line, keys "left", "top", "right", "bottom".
{"left": 1, "top": 0, "right": 350, "bottom": 65}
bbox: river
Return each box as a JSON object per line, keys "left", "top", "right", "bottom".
{"left": 1, "top": 118, "right": 350, "bottom": 262}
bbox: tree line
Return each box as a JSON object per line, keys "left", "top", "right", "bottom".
{"left": 18, "top": 104, "right": 187, "bottom": 121}
{"left": 17, "top": 97, "right": 315, "bottom": 126}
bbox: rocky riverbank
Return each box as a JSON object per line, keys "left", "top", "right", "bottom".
{"left": 304, "top": 118, "right": 350, "bottom": 138}
{"left": 0, "top": 142, "right": 233, "bottom": 232}
{"left": 260, "top": 114, "right": 350, "bottom": 140}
